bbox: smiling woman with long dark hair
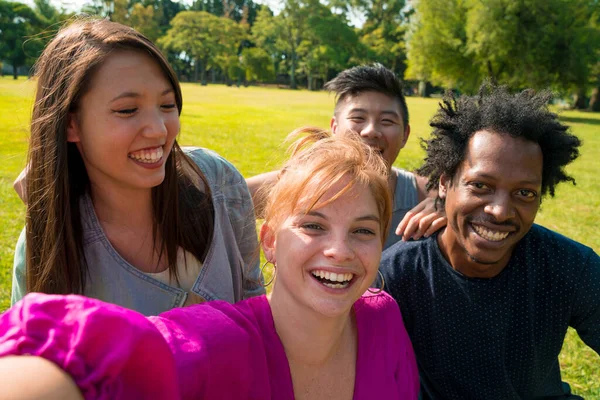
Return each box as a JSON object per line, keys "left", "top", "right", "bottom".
{"left": 11, "top": 17, "right": 264, "bottom": 315}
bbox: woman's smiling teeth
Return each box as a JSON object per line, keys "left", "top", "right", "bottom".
{"left": 311, "top": 270, "right": 354, "bottom": 289}
{"left": 473, "top": 224, "right": 510, "bottom": 241}
{"left": 128, "top": 146, "right": 163, "bottom": 163}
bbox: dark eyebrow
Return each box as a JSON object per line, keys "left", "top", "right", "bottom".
{"left": 476, "top": 173, "right": 542, "bottom": 186}
{"left": 110, "top": 88, "right": 174, "bottom": 102}
{"left": 348, "top": 107, "right": 399, "bottom": 116}
{"left": 306, "top": 210, "right": 381, "bottom": 224}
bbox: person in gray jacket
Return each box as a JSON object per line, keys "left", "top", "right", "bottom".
{"left": 11, "top": 18, "right": 264, "bottom": 315}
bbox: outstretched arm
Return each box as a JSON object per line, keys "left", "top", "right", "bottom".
{"left": 0, "top": 356, "right": 83, "bottom": 400}
{"left": 245, "top": 170, "right": 279, "bottom": 219}
{"left": 396, "top": 174, "right": 446, "bottom": 241}
{"left": 13, "top": 164, "right": 29, "bottom": 204}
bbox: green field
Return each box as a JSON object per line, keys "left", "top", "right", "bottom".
{"left": 0, "top": 76, "right": 598, "bottom": 397}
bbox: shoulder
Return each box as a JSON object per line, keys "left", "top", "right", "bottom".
{"left": 520, "top": 224, "right": 597, "bottom": 265}
{"left": 182, "top": 146, "right": 245, "bottom": 188}
{"left": 391, "top": 166, "right": 415, "bottom": 181}
{"left": 152, "top": 295, "right": 268, "bottom": 345}
{"left": 380, "top": 235, "right": 433, "bottom": 268}
{"left": 355, "top": 291, "right": 400, "bottom": 316}
{"left": 354, "top": 292, "right": 412, "bottom": 351}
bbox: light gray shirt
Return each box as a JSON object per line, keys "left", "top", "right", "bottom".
{"left": 12, "top": 147, "right": 264, "bottom": 315}
{"left": 384, "top": 167, "right": 419, "bottom": 250}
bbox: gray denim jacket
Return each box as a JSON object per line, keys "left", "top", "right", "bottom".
{"left": 11, "top": 147, "right": 265, "bottom": 315}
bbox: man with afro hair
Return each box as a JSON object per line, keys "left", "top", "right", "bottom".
{"left": 380, "top": 83, "right": 599, "bottom": 399}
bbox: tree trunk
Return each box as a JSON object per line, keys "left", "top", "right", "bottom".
{"left": 13, "top": 64, "right": 18, "bottom": 80}
{"left": 200, "top": 58, "right": 207, "bottom": 86}
{"left": 193, "top": 58, "right": 199, "bottom": 83}
{"left": 588, "top": 86, "right": 600, "bottom": 112}
{"left": 307, "top": 71, "right": 312, "bottom": 91}
{"left": 290, "top": 51, "right": 297, "bottom": 89}
{"left": 418, "top": 80, "right": 432, "bottom": 97}
{"left": 211, "top": 68, "right": 216, "bottom": 84}
{"left": 573, "top": 87, "right": 587, "bottom": 109}
{"left": 487, "top": 61, "right": 497, "bottom": 85}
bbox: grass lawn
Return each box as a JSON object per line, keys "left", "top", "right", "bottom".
{"left": 0, "top": 76, "right": 598, "bottom": 397}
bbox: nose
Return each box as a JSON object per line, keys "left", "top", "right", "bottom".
{"left": 359, "top": 121, "right": 381, "bottom": 139}
{"left": 484, "top": 193, "right": 516, "bottom": 222}
{"left": 323, "top": 233, "right": 356, "bottom": 263}
{"left": 142, "top": 109, "right": 168, "bottom": 139}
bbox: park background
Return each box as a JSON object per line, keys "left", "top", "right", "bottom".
{"left": 1, "top": 0, "right": 599, "bottom": 397}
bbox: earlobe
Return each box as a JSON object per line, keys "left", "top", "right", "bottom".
{"left": 439, "top": 173, "right": 449, "bottom": 199}
{"left": 66, "top": 112, "right": 81, "bottom": 143}
{"left": 400, "top": 124, "right": 411, "bottom": 148}
{"left": 260, "top": 223, "right": 276, "bottom": 263}
{"left": 330, "top": 117, "right": 337, "bottom": 134}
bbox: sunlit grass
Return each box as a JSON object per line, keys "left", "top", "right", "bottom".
{"left": 0, "top": 76, "right": 597, "bottom": 396}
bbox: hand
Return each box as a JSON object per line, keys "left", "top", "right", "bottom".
{"left": 395, "top": 197, "right": 446, "bottom": 241}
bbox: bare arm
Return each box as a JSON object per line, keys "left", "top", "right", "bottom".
{"left": 245, "top": 170, "right": 279, "bottom": 219}
{"left": 395, "top": 174, "right": 447, "bottom": 241}
{"left": 0, "top": 356, "right": 83, "bottom": 400}
{"left": 13, "top": 164, "right": 29, "bottom": 204}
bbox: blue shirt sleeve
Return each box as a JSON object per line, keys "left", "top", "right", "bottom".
{"left": 11, "top": 227, "right": 27, "bottom": 305}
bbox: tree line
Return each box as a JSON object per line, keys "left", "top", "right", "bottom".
{"left": 1, "top": 0, "right": 599, "bottom": 110}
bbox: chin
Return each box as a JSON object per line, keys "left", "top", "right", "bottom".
{"left": 309, "top": 298, "right": 356, "bottom": 319}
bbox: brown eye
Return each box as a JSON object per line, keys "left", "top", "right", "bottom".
{"left": 516, "top": 189, "right": 537, "bottom": 199}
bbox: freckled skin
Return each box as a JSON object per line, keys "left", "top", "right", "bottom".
{"left": 437, "top": 130, "right": 543, "bottom": 278}
{"left": 265, "top": 180, "right": 383, "bottom": 318}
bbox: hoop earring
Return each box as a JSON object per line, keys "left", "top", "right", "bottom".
{"left": 261, "top": 260, "right": 276, "bottom": 287}
{"left": 367, "top": 270, "right": 385, "bottom": 294}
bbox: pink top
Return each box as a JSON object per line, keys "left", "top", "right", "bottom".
{"left": 0, "top": 292, "right": 418, "bottom": 399}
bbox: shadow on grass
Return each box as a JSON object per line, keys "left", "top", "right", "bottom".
{"left": 559, "top": 115, "right": 600, "bottom": 126}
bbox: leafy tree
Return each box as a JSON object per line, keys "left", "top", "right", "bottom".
{"left": 129, "top": 3, "right": 161, "bottom": 41}
{"left": 405, "top": 0, "right": 479, "bottom": 92}
{"left": 335, "top": 0, "right": 408, "bottom": 76}
{"left": 0, "top": 0, "right": 41, "bottom": 79}
{"left": 297, "top": 2, "right": 360, "bottom": 89}
{"left": 406, "top": 0, "right": 600, "bottom": 104}
{"left": 241, "top": 47, "right": 274, "bottom": 82}
{"left": 159, "top": 11, "right": 246, "bottom": 84}
{"left": 190, "top": 0, "right": 259, "bottom": 25}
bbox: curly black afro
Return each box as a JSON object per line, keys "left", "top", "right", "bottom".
{"left": 417, "top": 83, "right": 582, "bottom": 203}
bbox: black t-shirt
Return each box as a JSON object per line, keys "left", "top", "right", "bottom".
{"left": 380, "top": 224, "right": 600, "bottom": 399}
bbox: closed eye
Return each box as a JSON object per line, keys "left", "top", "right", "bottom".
{"left": 115, "top": 108, "right": 137, "bottom": 115}
{"left": 161, "top": 103, "right": 177, "bottom": 110}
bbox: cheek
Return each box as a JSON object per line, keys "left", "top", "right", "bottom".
{"left": 167, "top": 116, "right": 180, "bottom": 137}
{"left": 359, "top": 242, "right": 382, "bottom": 271}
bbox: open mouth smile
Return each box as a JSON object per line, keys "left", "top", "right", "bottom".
{"left": 310, "top": 270, "right": 355, "bottom": 289}
{"left": 472, "top": 224, "right": 510, "bottom": 242}
{"left": 128, "top": 146, "right": 164, "bottom": 164}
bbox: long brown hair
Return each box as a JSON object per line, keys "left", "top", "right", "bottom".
{"left": 26, "top": 17, "right": 214, "bottom": 294}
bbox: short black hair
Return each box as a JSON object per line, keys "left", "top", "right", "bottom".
{"left": 417, "top": 83, "right": 582, "bottom": 201}
{"left": 324, "top": 63, "right": 409, "bottom": 128}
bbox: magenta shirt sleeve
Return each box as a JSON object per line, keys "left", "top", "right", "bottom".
{"left": 0, "top": 293, "right": 180, "bottom": 400}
